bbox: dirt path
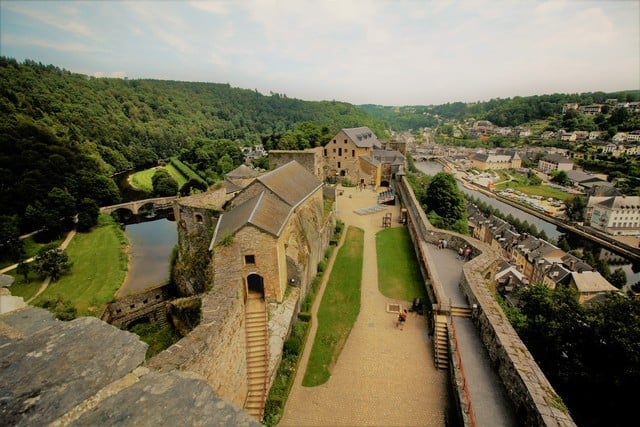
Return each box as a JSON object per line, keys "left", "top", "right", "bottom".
{"left": 279, "top": 186, "right": 447, "bottom": 426}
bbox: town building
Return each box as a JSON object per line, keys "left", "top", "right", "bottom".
{"left": 470, "top": 151, "right": 521, "bottom": 171}
{"left": 538, "top": 154, "right": 573, "bottom": 174}
{"left": 586, "top": 195, "right": 640, "bottom": 236}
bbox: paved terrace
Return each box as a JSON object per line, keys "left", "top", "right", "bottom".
{"left": 424, "top": 245, "right": 518, "bottom": 426}
{"left": 280, "top": 185, "right": 517, "bottom": 426}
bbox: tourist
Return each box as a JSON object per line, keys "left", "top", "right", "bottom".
{"left": 464, "top": 247, "right": 472, "bottom": 261}
{"left": 458, "top": 247, "right": 464, "bottom": 259}
{"left": 397, "top": 309, "right": 408, "bottom": 330}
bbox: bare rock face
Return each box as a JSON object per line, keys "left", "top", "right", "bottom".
{"left": 0, "top": 308, "right": 147, "bottom": 426}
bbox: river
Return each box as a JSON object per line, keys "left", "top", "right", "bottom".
{"left": 414, "top": 161, "right": 639, "bottom": 286}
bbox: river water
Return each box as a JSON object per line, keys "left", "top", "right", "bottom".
{"left": 414, "top": 161, "right": 639, "bottom": 285}
{"left": 117, "top": 216, "right": 177, "bottom": 297}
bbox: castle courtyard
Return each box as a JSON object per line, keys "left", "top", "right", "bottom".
{"left": 279, "top": 184, "right": 448, "bottom": 426}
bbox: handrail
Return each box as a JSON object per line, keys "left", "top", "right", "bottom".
{"left": 450, "top": 319, "right": 477, "bottom": 427}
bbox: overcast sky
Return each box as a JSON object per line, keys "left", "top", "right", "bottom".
{"left": 1, "top": 0, "right": 638, "bottom": 106}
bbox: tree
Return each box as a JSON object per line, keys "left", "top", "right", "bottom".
{"left": 608, "top": 268, "right": 627, "bottom": 289}
{"left": 550, "top": 170, "right": 571, "bottom": 186}
{"left": 424, "top": 172, "right": 467, "bottom": 231}
{"left": 152, "top": 169, "right": 178, "bottom": 197}
{"left": 16, "top": 261, "right": 30, "bottom": 283}
{"left": 527, "top": 170, "right": 542, "bottom": 186}
{"left": 0, "top": 214, "right": 24, "bottom": 261}
{"left": 34, "top": 245, "right": 72, "bottom": 282}
{"left": 564, "top": 195, "right": 586, "bottom": 222}
{"left": 76, "top": 198, "right": 100, "bottom": 232}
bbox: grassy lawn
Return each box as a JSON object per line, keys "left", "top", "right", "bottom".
{"left": 376, "top": 227, "right": 427, "bottom": 302}
{"left": 4, "top": 270, "right": 42, "bottom": 301}
{"left": 302, "top": 226, "right": 363, "bottom": 387}
{"left": 0, "top": 235, "right": 64, "bottom": 270}
{"left": 129, "top": 165, "right": 188, "bottom": 193}
{"left": 32, "top": 214, "right": 128, "bottom": 316}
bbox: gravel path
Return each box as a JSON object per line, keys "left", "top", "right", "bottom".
{"left": 279, "top": 185, "right": 447, "bottom": 426}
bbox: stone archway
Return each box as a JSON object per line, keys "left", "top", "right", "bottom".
{"left": 247, "top": 273, "right": 264, "bottom": 299}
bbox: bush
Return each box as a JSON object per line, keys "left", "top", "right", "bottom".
{"left": 298, "top": 312, "right": 311, "bottom": 322}
{"left": 317, "top": 260, "right": 326, "bottom": 272}
{"left": 38, "top": 294, "right": 77, "bottom": 320}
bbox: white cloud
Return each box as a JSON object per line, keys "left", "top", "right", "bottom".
{"left": 4, "top": 2, "right": 95, "bottom": 38}
{"left": 2, "top": 34, "right": 101, "bottom": 53}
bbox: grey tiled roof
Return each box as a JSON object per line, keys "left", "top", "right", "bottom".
{"left": 343, "top": 127, "right": 381, "bottom": 148}
{"left": 212, "top": 191, "right": 293, "bottom": 246}
{"left": 257, "top": 161, "right": 322, "bottom": 207}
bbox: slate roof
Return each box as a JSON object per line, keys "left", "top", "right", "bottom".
{"left": 211, "top": 161, "right": 322, "bottom": 248}
{"left": 226, "top": 164, "right": 261, "bottom": 179}
{"left": 211, "top": 191, "right": 292, "bottom": 246}
{"left": 571, "top": 271, "right": 618, "bottom": 294}
{"left": 342, "top": 127, "right": 381, "bottom": 148}
{"left": 256, "top": 161, "right": 322, "bottom": 207}
{"left": 373, "top": 149, "right": 405, "bottom": 165}
{"left": 542, "top": 154, "right": 573, "bottom": 164}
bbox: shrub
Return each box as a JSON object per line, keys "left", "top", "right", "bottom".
{"left": 298, "top": 312, "right": 311, "bottom": 322}
{"left": 317, "top": 260, "right": 326, "bottom": 272}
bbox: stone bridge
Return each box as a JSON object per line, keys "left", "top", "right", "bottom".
{"left": 100, "top": 196, "right": 178, "bottom": 216}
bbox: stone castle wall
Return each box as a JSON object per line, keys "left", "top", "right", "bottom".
{"left": 148, "top": 279, "right": 249, "bottom": 407}
{"left": 101, "top": 285, "right": 172, "bottom": 328}
{"left": 397, "top": 176, "right": 575, "bottom": 426}
{"left": 269, "top": 149, "right": 324, "bottom": 180}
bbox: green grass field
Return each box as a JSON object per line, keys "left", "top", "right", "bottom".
{"left": 31, "top": 214, "right": 128, "bottom": 316}
{"left": 302, "top": 226, "right": 364, "bottom": 387}
{"left": 129, "top": 164, "right": 188, "bottom": 193}
{"left": 495, "top": 180, "right": 572, "bottom": 201}
{"left": 376, "top": 227, "right": 427, "bottom": 302}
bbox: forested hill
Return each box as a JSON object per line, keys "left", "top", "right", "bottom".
{"left": 0, "top": 57, "right": 384, "bottom": 233}
{"left": 360, "top": 90, "right": 640, "bottom": 130}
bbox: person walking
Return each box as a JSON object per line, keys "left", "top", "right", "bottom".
{"left": 397, "top": 309, "right": 408, "bottom": 330}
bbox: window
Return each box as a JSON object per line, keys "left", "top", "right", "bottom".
{"left": 338, "top": 161, "right": 341, "bottom": 168}
{"left": 245, "top": 255, "right": 255, "bottom": 264}
{"left": 324, "top": 149, "right": 327, "bottom": 156}
{"left": 333, "top": 139, "right": 336, "bottom": 144}
{"left": 338, "top": 148, "right": 342, "bottom": 156}
{"left": 352, "top": 150, "right": 355, "bottom": 157}
{"left": 344, "top": 139, "right": 348, "bottom": 143}
{"left": 194, "top": 214, "right": 203, "bottom": 223}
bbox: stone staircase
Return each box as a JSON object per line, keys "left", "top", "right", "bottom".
{"left": 244, "top": 294, "right": 268, "bottom": 420}
{"left": 434, "top": 314, "right": 449, "bottom": 370}
{"left": 450, "top": 306, "right": 472, "bottom": 318}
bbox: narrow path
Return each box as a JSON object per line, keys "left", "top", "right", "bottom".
{"left": 280, "top": 186, "right": 447, "bottom": 426}
{"left": 14, "top": 229, "right": 77, "bottom": 304}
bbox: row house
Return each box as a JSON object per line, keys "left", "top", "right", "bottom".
{"left": 467, "top": 207, "right": 617, "bottom": 302}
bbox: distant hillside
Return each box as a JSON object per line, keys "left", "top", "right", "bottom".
{"left": 0, "top": 57, "right": 385, "bottom": 231}
{"left": 360, "top": 90, "right": 640, "bottom": 131}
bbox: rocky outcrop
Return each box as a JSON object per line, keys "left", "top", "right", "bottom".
{"left": 0, "top": 306, "right": 260, "bottom": 426}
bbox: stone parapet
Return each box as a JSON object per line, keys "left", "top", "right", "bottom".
{"left": 397, "top": 176, "right": 575, "bottom": 426}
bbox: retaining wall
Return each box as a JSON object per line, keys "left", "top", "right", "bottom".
{"left": 396, "top": 176, "right": 575, "bottom": 426}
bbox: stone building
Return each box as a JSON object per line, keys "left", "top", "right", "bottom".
{"left": 210, "top": 160, "right": 330, "bottom": 303}
{"left": 322, "top": 126, "right": 382, "bottom": 187}
{"left": 269, "top": 147, "right": 324, "bottom": 180}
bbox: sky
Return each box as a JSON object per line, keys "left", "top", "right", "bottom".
{"left": 1, "top": 0, "right": 639, "bottom": 106}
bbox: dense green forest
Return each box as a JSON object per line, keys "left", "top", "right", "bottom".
{"left": 360, "top": 90, "right": 640, "bottom": 130}
{"left": 0, "top": 57, "right": 385, "bottom": 248}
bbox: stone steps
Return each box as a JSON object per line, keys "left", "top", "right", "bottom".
{"left": 434, "top": 315, "right": 449, "bottom": 370}
{"left": 244, "top": 297, "right": 268, "bottom": 421}
{"left": 451, "top": 306, "right": 472, "bottom": 318}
